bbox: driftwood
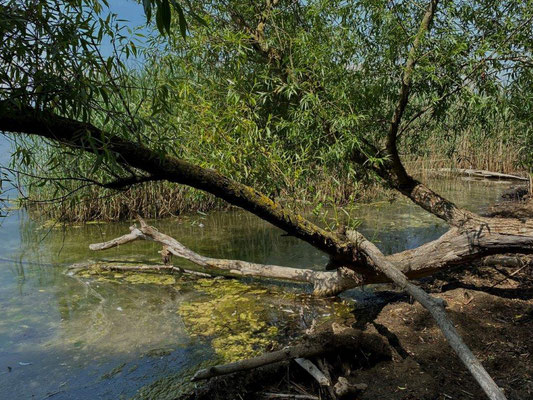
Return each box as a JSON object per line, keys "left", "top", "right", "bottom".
{"left": 347, "top": 230, "right": 507, "bottom": 400}
{"left": 294, "top": 358, "right": 331, "bottom": 386}
{"left": 191, "top": 328, "right": 363, "bottom": 381}
{"left": 431, "top": 168, "right": 528, "bottom": 182}
{"left": 89, "top": 221, "right": 356, "bottom": 296}
{"left": 68, "top": 262, "right": 212, "bottom": 277}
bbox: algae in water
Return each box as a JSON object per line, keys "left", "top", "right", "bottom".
{"left": 178, "top": 279, "right": 279, "bottom": 362}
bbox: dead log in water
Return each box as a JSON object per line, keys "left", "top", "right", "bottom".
{"left": 431, "top": 168, "right": 529, "bottom": 182}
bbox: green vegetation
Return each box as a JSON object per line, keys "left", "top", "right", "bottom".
{"left": 178, "top": 279, "right": 280, "bottom": 362}
{"left": 1, "top": 0, "right": 531, "bottom": 221}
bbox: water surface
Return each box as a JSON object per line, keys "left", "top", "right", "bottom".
{"left": 0, "top": 178, "right": 513, "bottom": 398}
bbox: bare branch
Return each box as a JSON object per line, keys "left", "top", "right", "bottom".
{"left": 345, "top": 230, "right": 507, "bottom": 400}
{"left": 0, "top": 102, "right": 361, "bottom": 264}
{"left": 191, "top": 326, "right": 363, "bottom": 381}
{"left": 89, "top": 218, "right": 363, "bottom": 296}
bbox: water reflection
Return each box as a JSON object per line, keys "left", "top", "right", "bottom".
{"left": 0, "top": 178, "right": 513, "bottom": 398}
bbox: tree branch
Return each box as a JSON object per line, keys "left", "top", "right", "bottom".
{"left": 0, "top": 102, "right": 362, "bottom": 265}
{"left": 345, "top": 230, "right": 507, "bottom": 400}
{"left": 88, "top": 218, "right": 363, "bottom": 296}
{"left": 368, "top": 0, "right": 482, "bottom": 227}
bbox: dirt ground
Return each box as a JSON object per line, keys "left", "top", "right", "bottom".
{"left": 355, "top": 264, "right": 533, "bottom": 400}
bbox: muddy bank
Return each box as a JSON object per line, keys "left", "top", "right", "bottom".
{"left": 486, "top": 185, "right": 531, "bottom": 218}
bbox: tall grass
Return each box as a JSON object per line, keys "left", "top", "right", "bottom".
{"left": 404, "top": 129, "right": 524, "bottom": 177}
{"left": 23, "top": 183, "right": 225, "bottom": 222}
{"left": 22, "top": 125, "right": 528, "bottom": 222}
{"left": 22, "top": 168, "right": 378, "bottom": 222}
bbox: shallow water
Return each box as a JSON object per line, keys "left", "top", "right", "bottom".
{"left": 0, "top": 178, "right": 513, "bottom": 398}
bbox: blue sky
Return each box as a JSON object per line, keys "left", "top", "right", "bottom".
{"left": 0, "top": 0, "right": 151, "bottom": 173}
{"left": 108, "top": 0, "right": 145, "bottom": 24}
{"left": 99, "top": 0, "right": 150, "bottom": 58}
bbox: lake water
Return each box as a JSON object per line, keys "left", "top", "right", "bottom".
{"left": 0, "top": 178, "right": 513, "bottom": 399}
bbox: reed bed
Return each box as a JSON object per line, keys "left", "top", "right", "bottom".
{"left": 21, "top": 124, "right": 530, "bottom": 222}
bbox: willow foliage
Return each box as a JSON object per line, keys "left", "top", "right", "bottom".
{"left": 1, "top": 0, "right": 532, "bottom": 219}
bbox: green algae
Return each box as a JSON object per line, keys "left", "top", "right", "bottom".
{"left": 178, "top": 279, "right": 280, "bottom": 362}
{"left": 123, "top": 273, "right": 176, "bottom": 285}
{"left": 101, "top": 362, "right": 126, "bottom": 380}
{"left": 73, "top": 265, "right": 178, "bottom": 286}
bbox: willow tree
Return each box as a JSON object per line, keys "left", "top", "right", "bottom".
{"left": 1, "top": 0, "right": 532, "bottom": 399}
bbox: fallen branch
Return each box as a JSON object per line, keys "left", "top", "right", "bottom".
{"left": 489, "top": 263, "right": 530, "bottom": 288}
{"left": 346, "top": 230, "right": 507, "bottom": 400}
{"left": 89, "top": 222, "right": 361, "bottom": 296}
{"left": 316, "top": 358, "right": 337, "bottom": 399}
{"left": 68, "top": 262, "right": 212, "bottom": 277}
{"left": 191, "top": 328, "right": 363, "bottom": 381}
{"left": 433, "top": 168, "right": 528, "bottom": 182}
{"left": 294, "top": 358, "right": 331, "bottom": 387}
{"left": 482, "top": 254, "right": 533, "bottom": 268}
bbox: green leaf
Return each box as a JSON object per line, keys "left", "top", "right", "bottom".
{"left": 161, "top": 0, "right": 172, "bottom": 35}
{"left": 143, "top": 0, "right": 152, "bottom": 23}
{"left": 171, "top": 0, "right": 188, "bottom": 38}
{"left": 155, "top": 2, "right": 165, "bottom": 35}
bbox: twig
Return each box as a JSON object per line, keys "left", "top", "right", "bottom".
{"left": 261, "top": 393, "right": 319, "bottom": 400}
{"left": 490, "top": 264, "right": 530, "bottom": 288}
{"left": 294, "top": 358, "right": 331, "bottom": 386}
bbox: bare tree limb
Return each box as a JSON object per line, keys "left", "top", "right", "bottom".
{"left": 294, "top": 358, "right": 331, "bottom": 387}
{"left": 191, "top": 327, "right": 363, "bottom": 381}
{"left": 88, "top": 220, "right": 362, "bottom": 296}
{"left": 345, "top": 230, "right": 507, "bottom": 400}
